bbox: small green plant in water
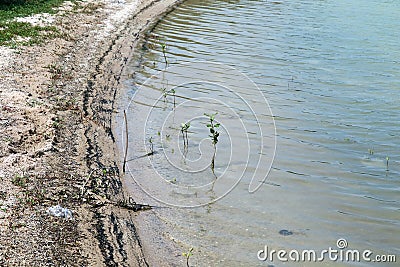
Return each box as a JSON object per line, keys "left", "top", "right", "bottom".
{"left": 162, "top": 86, "right": 168, "bottom": 103}
{"left": 161, "top": 42, "right": 168, "bottom": 66}
{"left": 205, "top": 113, "right": 220, "bottom": 176}
{"left": 181, "top": 122, "right": 190, "bottom": 150}
{"left": 182, "top": 247, "right": 194, "bottom": 267}
{"left": 168, "top": 88, "right": 176, "bottom": 108}
{"left": 149, "top": 136, "right": 154, "bottom": 155}
{"left": 386, "top": 156, "right": 389, "bottom": 171}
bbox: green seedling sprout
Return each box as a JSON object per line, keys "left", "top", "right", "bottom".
{"left": 180, "top": 122, "right": 190, "bottom": 150}
{"left": 168, "top": 88, "right": 176, "bottom": 108}
{"left": 182, "top": 247, "right": 194, "bottom": 267}
{"left": 161, "top": 42, "right": 168, "bottom": 66}
{"left": 204, "top": 113, "right": 220, "bottom": 176}
{"left": 162, "top": 86, "right": 168, "bottom": 103}
{"left": 149, "top": 136, "right": 154, "bottom": 155}
{"left": 386, "top": 156, "right": 389, "bottom": 171}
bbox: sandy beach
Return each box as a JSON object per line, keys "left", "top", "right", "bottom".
{"left": 0, "top": 0, "right": 182, "bottom": 265}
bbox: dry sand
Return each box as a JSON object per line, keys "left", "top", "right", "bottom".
{"left": 0, "top": 0, "right": 182, "bottom": 265}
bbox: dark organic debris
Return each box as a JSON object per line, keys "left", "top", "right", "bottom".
{"left": 115, "top": 197, "right": 152, "bottom": 212}
{"left": 279, "top": 229, "right": 293, "bottom": 236}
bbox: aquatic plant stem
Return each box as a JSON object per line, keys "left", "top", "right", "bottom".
{"left": 211, "top": 147, "right": 217, "bottom": 179}
{"left": 182, "top": 247, "right": 193, "bottom": 267}
{"left": 205, "top": 113, "right": 220, "bottom": 179}
{"left": 161, "top": 42, "right": 168, "bottom": 66}
{"left": 386, "top": 156, "right": 389, "bottom": 171}
{"left": 180, "top": 122, "right": 190, "bottom": 152}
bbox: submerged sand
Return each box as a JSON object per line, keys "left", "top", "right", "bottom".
{"left": 0, "top": 0, "right": 182, "bottom": 265}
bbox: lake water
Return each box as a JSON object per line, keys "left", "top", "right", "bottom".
{"left": 119, "top": 0, "right": 400, "bottom": 265}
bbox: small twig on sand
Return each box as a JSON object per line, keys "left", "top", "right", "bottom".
{"left": 89, "top": 193, "right": 164, "bottom": 211}
{"left": 123, "top": 110, "right": 128, "bottom": 173}
{"left": 80, "top": 170, "right": 94, "bottom": 197}
{"left": 115, "top": 197, "right": 153, "bottom": 212}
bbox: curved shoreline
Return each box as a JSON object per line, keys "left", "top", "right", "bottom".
{"left": 0, "top": 0, "right": 184, "bottom": 265}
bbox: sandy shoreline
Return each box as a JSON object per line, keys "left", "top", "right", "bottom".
{"left": 0, "top": 0, "right": 182, "bottom": 265}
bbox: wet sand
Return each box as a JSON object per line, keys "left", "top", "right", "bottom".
{"left": 0, "top": 0, "right": 183, "bottom": 265}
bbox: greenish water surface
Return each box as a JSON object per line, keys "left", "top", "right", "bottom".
{"left": 120, "top": 0, "right": 399, "bottom": 265}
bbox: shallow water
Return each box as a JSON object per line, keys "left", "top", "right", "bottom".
{"left": 119, "top": 0, "right": 400, "bottom": 265}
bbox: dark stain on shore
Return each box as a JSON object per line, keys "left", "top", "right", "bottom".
{"left": 126, "top": 220, "right": 150, "bottom": 267}
{"left": 110, "top": 212, "right": 128, "bottom": 263}
{"left": 95, "top": 212, "right": 117, "bottom": 266}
